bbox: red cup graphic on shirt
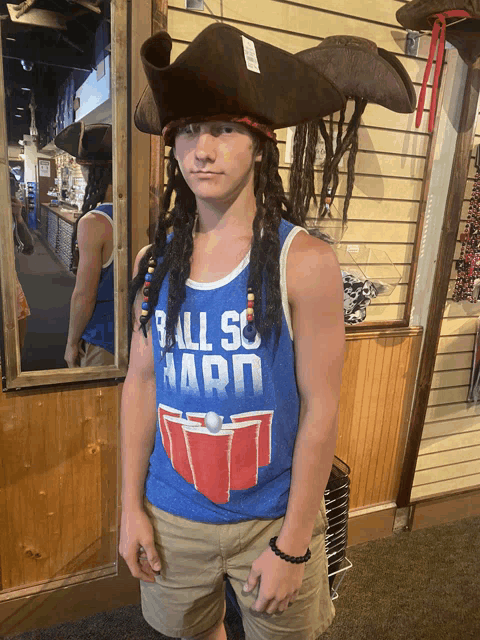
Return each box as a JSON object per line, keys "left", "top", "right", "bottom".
{"left": 227, "top": 420, "right": 261, "bottom": 490}
{"left": 163, "top": 416, "right": 197, "bottom": 484}
{"left": 158, "top": 403, "right": 183, "bottom": 459}
{"left": 182, "top": 425, "right": 234, "bottom": 504}
{"left": 230, "top": 410, "right": 274, "bottom": 467}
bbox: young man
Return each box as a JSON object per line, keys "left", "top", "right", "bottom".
{"left": 54, "top": 122, "right": 115, "bottom": 368}
{"left": 120, "top": 25, "right": 346, "bottom": 640}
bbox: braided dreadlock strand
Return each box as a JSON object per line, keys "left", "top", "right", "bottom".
{"left": 289, "top": 124, "right": 308, "bottom": 221}
{"left": 329, "top": 106, "right": 347, "bottom": 211}
{"left": 71, "top": 162, "right": 112, "bottom": 268}
{"left": 317, "top": 118, "right": 335, "bottom": 218}
{"left": 248, "top": 139, "right": 285, "bottom": 354}
{"left": 343, "top": 118, "right": 362, "bottom": 225}
{"left": 301, "top": 120, "right": 319, "bottom": 222}
{"left": 129, "top": 131, "right": 299, "bottom": 361}
{"left": 318, "top": 98, "right": 368, "bottom": 221}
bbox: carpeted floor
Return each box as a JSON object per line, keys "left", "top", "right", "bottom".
{"left": 4, "top": 514, "right": 480, "bottom": 640}
{"left": 15, "top": 230, "right": 75, "bottom": 371}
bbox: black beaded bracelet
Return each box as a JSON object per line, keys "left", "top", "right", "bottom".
{"left": 269, "top": 536, "right": 311, "bottom": 564}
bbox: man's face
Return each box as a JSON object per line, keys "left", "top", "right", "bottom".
{"left": 173, "top": 121, "right": 262, "bottom": 205}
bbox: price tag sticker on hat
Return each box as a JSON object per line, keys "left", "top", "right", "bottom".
{"left": 242, "top": 36, "right": 260, "bottom": 74}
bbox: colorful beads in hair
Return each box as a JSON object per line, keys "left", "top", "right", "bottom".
{"left": 139, "top": 255, "right": 257, "bottom": 343}
{"left": 243, "top": 287, "right": 257, "bottom": 342}
{"left": 139, "top": 256, "right": 157, "bottom": 338}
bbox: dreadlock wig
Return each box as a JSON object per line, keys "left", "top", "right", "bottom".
{"left": 291, "top": 35, "right": 416, "bottom": 228}
{"left": 129, "top": 134, "right": 304, "bottom": 363}
{"left": 70, "top": 161, "right": 113, "bottom": 272}
{"left": 290, "top": 97, "right": 368, "bottom": 228}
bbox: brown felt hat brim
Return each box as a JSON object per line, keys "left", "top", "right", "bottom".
{"left": 396, "top": 0, "right": 480, "bottom": 31}
{"left": 134, "top": 23, "right": 346, "bottom": 139}
{"left": 295, "top": 42, "right": 416, "bottom": 114}
{"left": 54, "top": 122, "right": 112, "bottom": 161}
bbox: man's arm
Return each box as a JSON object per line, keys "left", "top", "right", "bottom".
{"left": 66, "top": 214, "right": 105, "bottom": 348}
{"left": 276, "top": 232, "right": 345, "bottom": 556}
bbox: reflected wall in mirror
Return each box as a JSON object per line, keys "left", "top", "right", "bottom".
{"left": 0, "top": 0, "right": 128, "bottom": 388}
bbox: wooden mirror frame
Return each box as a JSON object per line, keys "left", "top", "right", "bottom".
{"left": 0, "top": 0, "right": 129, "bottom": 389}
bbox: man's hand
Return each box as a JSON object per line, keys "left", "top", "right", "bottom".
{"left": 64, "top": 341, "right": 85, "bottom": 368}
{"left": 242, "top": 547, "right": 306, "bottom": 614}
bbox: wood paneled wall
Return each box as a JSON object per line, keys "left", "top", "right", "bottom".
{"left": 338, "top": 328, "right": 422, "bottom": 510}
{"left": 162, "top": 0, "right": 440, "bottom": 325}
{"left": 0, "top": 378, "right": 121, "bottom": 597}
{"left": 412, "top": 109, "right": 480, "bottom": 501}
{"left": 0, "top": 325, "right": 421, "bottom": 600}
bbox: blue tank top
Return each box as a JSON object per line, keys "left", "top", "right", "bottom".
{"left": 81, "top": 203, "right": 114, "bottom": 354}
{"left": 145, "top": 218, "right": 309, "bottom": 523}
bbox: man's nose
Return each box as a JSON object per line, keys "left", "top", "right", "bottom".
{"left": 195, "top": 132, "right": 217, "bottom": 157}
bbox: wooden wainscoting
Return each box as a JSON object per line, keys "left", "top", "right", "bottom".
{"left": 337, "top": 327, "right": 423, "bottom": 513}
{"left": 0, "top": 377, "right": 121, "bottom": 600}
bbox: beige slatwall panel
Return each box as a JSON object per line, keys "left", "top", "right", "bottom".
{"left": 163, "top": 0, "right": 438, "bottom": 325}
{"left": 411, "top": 109, "right": 480, "bottom": 502}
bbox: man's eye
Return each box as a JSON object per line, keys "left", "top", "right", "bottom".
{"left": 179, "top": 124, "right": 198, "bottom": 135}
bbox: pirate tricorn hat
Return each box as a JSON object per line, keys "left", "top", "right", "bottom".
{"left": 290, "top": 36, "right": 416, "bottom": 226}
{"left": 397, "top": 1, "right": 480, "bottom": 132}
{"left": 134, "top": 23, "right": 346, "bottom": 145}
{"left": 54, "top": 121, "right": 112, "bottom": 163}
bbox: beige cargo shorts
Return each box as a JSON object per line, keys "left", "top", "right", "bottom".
{"left": 140, "top": 496, "right": 335, "bottom": 640}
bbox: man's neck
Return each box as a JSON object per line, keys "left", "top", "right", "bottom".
{"left": 103, "top": 184, "right": 113, "bottom": 203}
{"left": 195, "top": 190, "right": 257, "bottom": 241}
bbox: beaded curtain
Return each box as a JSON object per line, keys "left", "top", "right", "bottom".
{"left": 453, "top": 170, "right": 480, "bottom": 302}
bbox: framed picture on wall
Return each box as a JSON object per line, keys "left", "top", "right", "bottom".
{"left": 38, "top": 159, "right": 50, "bottom": 178}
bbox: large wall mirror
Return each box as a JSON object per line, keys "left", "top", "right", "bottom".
{"left": 0, "top": 0, "right": 128, "bottom": 389}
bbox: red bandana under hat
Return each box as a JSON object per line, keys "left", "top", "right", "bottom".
{"left": 161, "top": 114, "right": 277, "bottom": 146}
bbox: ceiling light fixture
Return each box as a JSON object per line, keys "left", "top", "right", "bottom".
{"left": 21, "top": 87, "right": 31, "bottom": 91}
{"left": 15, "top": 114, "right": 22, "bottom": 118}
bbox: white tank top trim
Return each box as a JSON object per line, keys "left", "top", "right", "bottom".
{"left": 280, "top": 226, "right": 309, "bottom": 341}
{"left": 87, "top": 208, "right": 114, "bottom": 269}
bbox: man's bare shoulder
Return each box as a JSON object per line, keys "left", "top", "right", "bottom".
{"left": 287, "top": 231, "right": 341, "bottom": 307}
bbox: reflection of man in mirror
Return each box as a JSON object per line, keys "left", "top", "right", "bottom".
{"left": 54, "top": 122, "right": 114, "bottom": 368}
{"left": 10, "top": 170, "right": 34, "bottom": 352}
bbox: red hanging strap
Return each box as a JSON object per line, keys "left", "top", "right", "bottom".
{"left": 415, "top": 9, "right": 471, "bottom": 133}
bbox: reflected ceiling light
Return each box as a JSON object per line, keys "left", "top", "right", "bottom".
{"left": 17, "top": 107, "right": 25, "bottom": 110}
{"left": 21, "top": 87, "right": 31, "bottom": 91}
{"left": 20, "top": 60, "right": 33, "bottom": 71}
{"left": 15, "top": 114, "right": 22, "bottom": 118}
{"left": 6, "top": 37, "right": 16, "bottom": 41}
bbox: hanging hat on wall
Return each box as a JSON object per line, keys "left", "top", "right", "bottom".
{"left": 54, "top": 121, "right": 112, "bottom": 164}
{"left": 134, "top": 23, "right": 346, "bottom": 146}
{"left": 290, "top": 36, "right": 416, "bottom": 227}
{"left": 396, "top": 1, "right": 480, "bottom": 133}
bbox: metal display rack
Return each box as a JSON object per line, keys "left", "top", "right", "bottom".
{"left": 325, "top": 456, "right": 352, "bottom": 599}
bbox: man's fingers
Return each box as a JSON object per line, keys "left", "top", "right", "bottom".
{"left": 277, "top": 596, "right": 291, "bottom": 612}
